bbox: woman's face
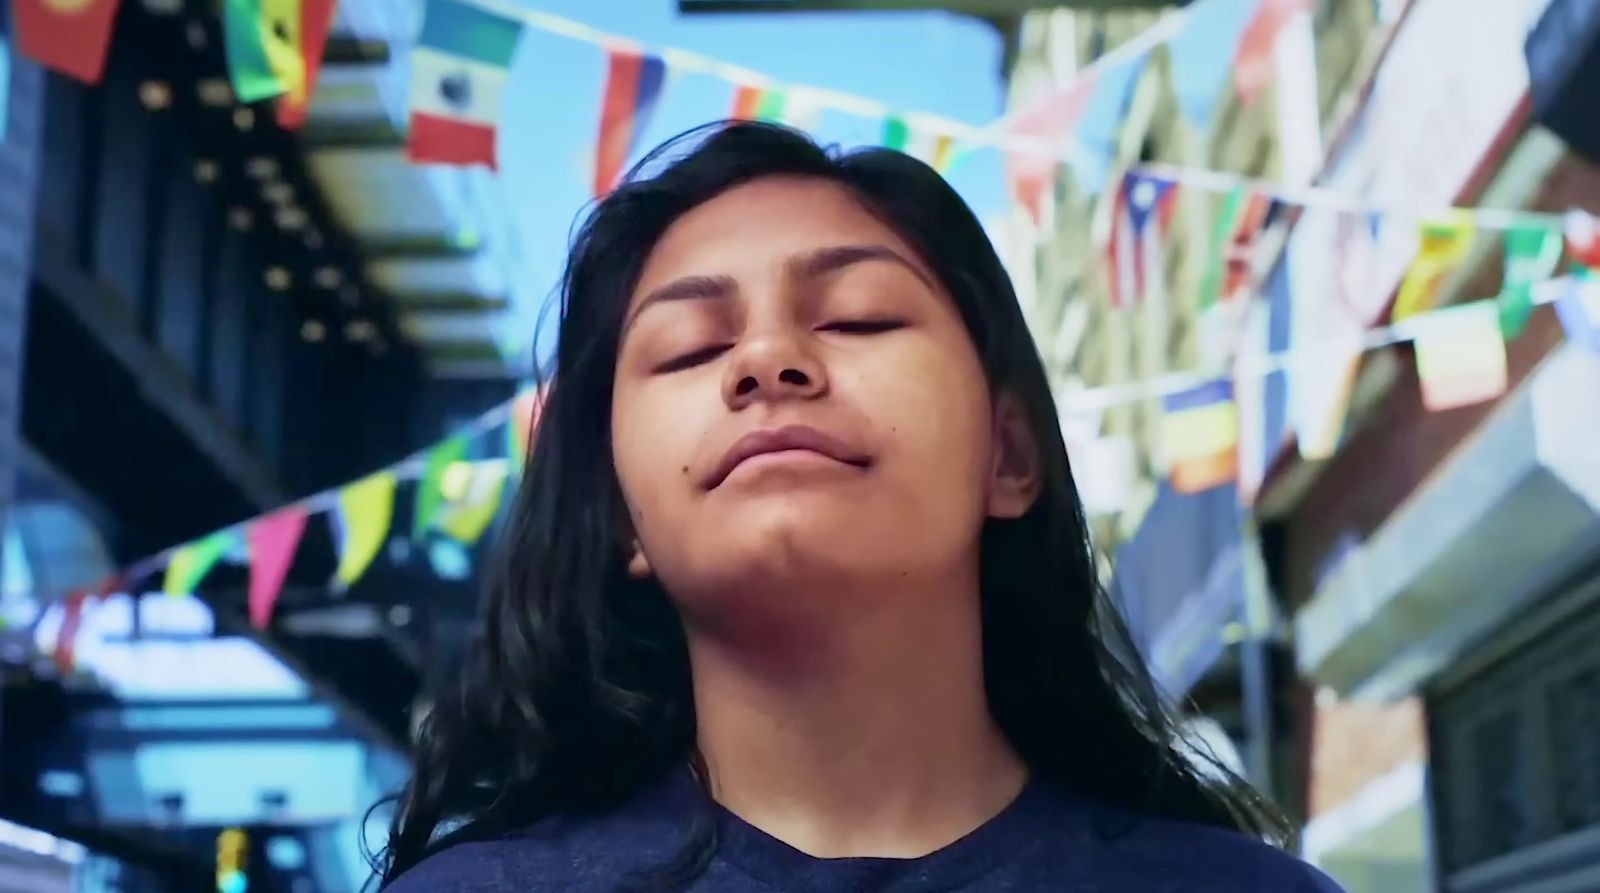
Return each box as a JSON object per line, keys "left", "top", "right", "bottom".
{"left": 610, "top": 176, "right": 1035, "bottom": 626}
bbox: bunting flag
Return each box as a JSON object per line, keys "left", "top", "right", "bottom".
{"left": 1413, "top": 301, "right": 1508, "bottom": 412}
{"left": 1235, "top": 0, "right": 1312, "bottom": 106}
{"left": 1005, "top": 76, "right": 1097, "bottom": 223}
{"left": 1107, "top": 173, "right": 1177, "bottom": 307}
{"left": 408, "top": 0, "right": 524, "bottom": 169}
{"left": 1498, "top": 222, "right": 1563, "bottom": 338}
{"left": 275, "top": 0, "right": 338, "bottom": 128}
{"left": 224, "top": 0, "right": 306, "bottom": 103}
{"left": 331, "top": 470, "right": 397, "bottom": 590}
{"left": 437, "top": 463, "right": 509, "bottom": 546}
{"left": 881, "top": 114, "right": 911, "bottom": 152}
{"left": 1168, "top": 0, "right": 1260, "bottom": 129}
{"left": 12, "top": 0, "right": 122, "bottom": 83}
{"left": 1295, "top": 333, "right": 1362, "bottom": 460}
{"left": 594, "top": 49, "right": 667, "bottom": 197}
{"left": 1554, "top": 273, "right": 1600, "bottom": 356}
{"left": 247, "top": 506, "right": 308, "bottom": 629}
{"left": 414, "top": 434, "right": 469, "bottom": 538}
{"left": 1567, "top": 210, "right": 1600, "bottom": 270}
{"left": 1072, "top": 53, "right": 1149, "bottom": 196}
{"left": 1161, "top": 379, "right": 1240, "bottom": 494}
{"left": 731, "top": 84, "right": 765, "bottom": 120}
{"left": 163, "top": 530, "right": 240, "bottom": 597}
{"left": 1393, "top": 211, "right": 1477, "bottom": 322}
{"left": 53, "top": 592, "right": 88, "bottom": 673}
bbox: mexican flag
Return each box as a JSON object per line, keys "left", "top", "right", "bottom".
{"left": 407, "top": 0, "right": 523, "bottom": 170}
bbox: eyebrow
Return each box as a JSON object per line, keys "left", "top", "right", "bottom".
{"left": 627, "top": 243, "right": 933, "bottom": 329}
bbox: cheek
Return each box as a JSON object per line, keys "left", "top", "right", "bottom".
{"left": 610, "top": 381, "right": 706, "bottom": 524}
{"left": 850, "top": 340, "right": 994, "bottom": 497}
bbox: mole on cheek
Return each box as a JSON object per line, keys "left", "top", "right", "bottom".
{"left": 681, "top": 465, "right": 689, "bottom": 475}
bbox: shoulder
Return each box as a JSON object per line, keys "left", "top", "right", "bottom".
{"left": 1084, "top": 811, "right": 1346, "bottom": 892}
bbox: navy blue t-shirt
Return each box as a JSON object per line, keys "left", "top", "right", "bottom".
{"left": 386, "top": 769, "right": 1344, "bottom": 892}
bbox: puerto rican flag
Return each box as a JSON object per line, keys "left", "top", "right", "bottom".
{"left": 407, "top": 0, "right": 524, "bottom": 170}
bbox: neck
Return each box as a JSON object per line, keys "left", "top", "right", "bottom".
{"left": 684, "top": 567, "right": 1027, "bottom": 859}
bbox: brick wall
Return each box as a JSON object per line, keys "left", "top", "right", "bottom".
{"left": 1308, "top": 695, "right": 1427, "bottom": 818}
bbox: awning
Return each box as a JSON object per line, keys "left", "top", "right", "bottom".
{"left": 1296, "top": 343, "right": 1600, "bottom": 700}
{"left": 1109, "top": 481, "right": 1246, "bottom": 699}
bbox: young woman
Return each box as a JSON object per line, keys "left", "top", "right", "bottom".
{"left": 378, "top": 122, "right": 1343, "bottom": 892}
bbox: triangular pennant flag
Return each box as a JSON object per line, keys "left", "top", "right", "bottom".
{"left": 275, "top": 0, "right": 338, "bottom": 129}
{"left": 1168, "top": 0, "right": 1260, "bottom": 129}
{"left": 163, "top": 529, "right": 240, "bottom": 597}
{"left": 224, "top": 0, "right": 306, "bottom": 104}
{"left": 12, "top": 0, "right": 122, "bottom": 83}
{"left": 1498, "top": 222, "right": 1563, "bottom": 338}
{"left": 1295, "top": 334, "right": 1362, "bottom": 460}
{"left": 1005, "top": 74, "right": 1098, "bottom": 224}
{"left": 881, "top": 114, "right": 911, "bottom": 152}
{"left": 594, "top": 49, "right": 667, "bottom": 197}
{"left": 1235, "top": 0, "right": 1310, "bottom": 106}
{"left": 437, "top": 463, "right": 509, "bottom": 546}
{"left": 930, "top": 133, "right": 957, "bottom": 174}
{"left": 247, "top": 506, "right": 308, "bottom": 629}
{"left": 1161, "top": 380, "right": 1239, "bottom": 493}
{"left": 1566, "top": 211, "right": 1600, "bottom": 270}
{"left": 407, "top": 0, "right": 524, "bottom": 169}
{"left": 1071, "top": 53, "right": 1148, "bottom": 196}
{"left": 731, "top": 84, "right": 764, "bottom": 120}
{"left": 332, "top": 470, "right": 397, "bottom": 589}
{"left": 1413, "top": 301, "right": 1508, "bottom": 411}
{"left": 415, "top": 434, "right": 470, "bottom": 538}
{"left": 1393, "top": 210, "right": 1477, "bottom": 322}
{"left": 1554, "top": 273, "right": 1600, "bottom": 356}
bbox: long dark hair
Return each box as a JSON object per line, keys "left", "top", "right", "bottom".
{"left": 377, "top": 122, "right": 1283, "bottom": 887}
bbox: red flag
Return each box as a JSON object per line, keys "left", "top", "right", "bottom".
{"left": 594, "top": 49, "right": 667, "bottom": 197}
{"left": 52, "top": 593, "right": 88, "bottom": 673}
{"left": 276, "top": 0, "right": 339, "bottom": 129}
{"left": 247, "top": 506, "right": 309, "bottom": 629}
{"left": 1005, "top": 75, "right": 1097, "bottom": 224}
{"left": 13, "top": 0, "right": 124, "bottom": 84}
{"left": 1234, "top": 0, "right": 1312, "bottom": 106}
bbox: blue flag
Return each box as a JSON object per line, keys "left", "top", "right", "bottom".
{"left": 1168, "top": 0, "right": 1261, "bottom": 130}
{"left": 1071, "top": 52, "right": 1148, "bottom": 196}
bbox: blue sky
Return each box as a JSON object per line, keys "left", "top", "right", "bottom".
{"left": 489, "top": 2, "right": 1008, "bottom": 369}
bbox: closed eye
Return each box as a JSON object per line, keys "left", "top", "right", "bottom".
{"left": 817, "top": 319, "right": 907, "bottom": 335}
{"left": 654, "top": 343, "right": 731, "bottom": 374}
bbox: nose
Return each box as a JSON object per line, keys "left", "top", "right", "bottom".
{"left": 722, "top": 329, "right": 828, "bottom": 409}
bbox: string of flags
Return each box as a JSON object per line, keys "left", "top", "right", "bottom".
{"left": 45, "top": 387, "right": 546, "bottom": 673}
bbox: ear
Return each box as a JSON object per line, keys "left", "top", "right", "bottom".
{"left": 626, "top": 539, "right": 654, "bottom": 579}
{"left": 987, "top": 392, "right": 1042, "bottom": 520}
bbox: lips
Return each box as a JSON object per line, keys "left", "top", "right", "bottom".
{"left": 705, "top": 425, "right": 871, "bottom": 489}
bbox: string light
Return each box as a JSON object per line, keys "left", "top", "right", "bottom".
{"left": 246, "top": 157, "right": 279, "bottom": 180}
{"left": 233, "top": 107, "right": 255, "bottom": 131}
{"left": 226, "top": 207, "right": 254, "bottom": 231}
{"left": 138, "top": 81, "right": 172, "bottom": 111}
{"left": 197, "top": 78, "right": 233, "bottom": 107}
{"left": 264, "top": 268, "right": 292, "bottom": 291}
{"left": 275, "top": 207, "right": 308, "bottom": 231}
{"left": 313, "top": 266, "right": 343, "bottom": 289}
{"left": 344, "top": 319, "right": 376, "bottom": 342}
{"left": 300, "top": 320, "right": 327, "bottom": 343}
{"left": 194, "top": 159, "right": 219, "bottom": 184}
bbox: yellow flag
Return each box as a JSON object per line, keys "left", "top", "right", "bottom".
{"left": 1413, "top": 300, "right": 1507, "bottom": 411}
{"left": 260, "top": 0, "right": 306, "bottom": 100}
{"left": 332, "top": 470, "right": 396, "bottom": 589}
{"left": 163, "top": 530, "right": 238, "bottom": 597}
{"left": 1393, "top": 210, "right": 1476, "bottom": 321}
{"left": 438, "top": 462, "right": 509, "bottom": 546}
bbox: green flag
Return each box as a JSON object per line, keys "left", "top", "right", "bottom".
{"left": 224, "top": 0, "right": 304, "bottom": 103}
{"left": 163, "top": 530, "right": 240, "bottom": 597}
{"left": 881, "top": 115, "right": 911, "bottom": 152}
{"left": 754, "top": 88, "right": 789, "bottom": 123}
{"left": 414, "top": 434, "right": 470, "bottom": 539}
{"left": 1497, "top": 222, "right": 1563, "bottom": 338}
{"left": 1198, "top": 187, "right": 1246, "bottom": 311}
